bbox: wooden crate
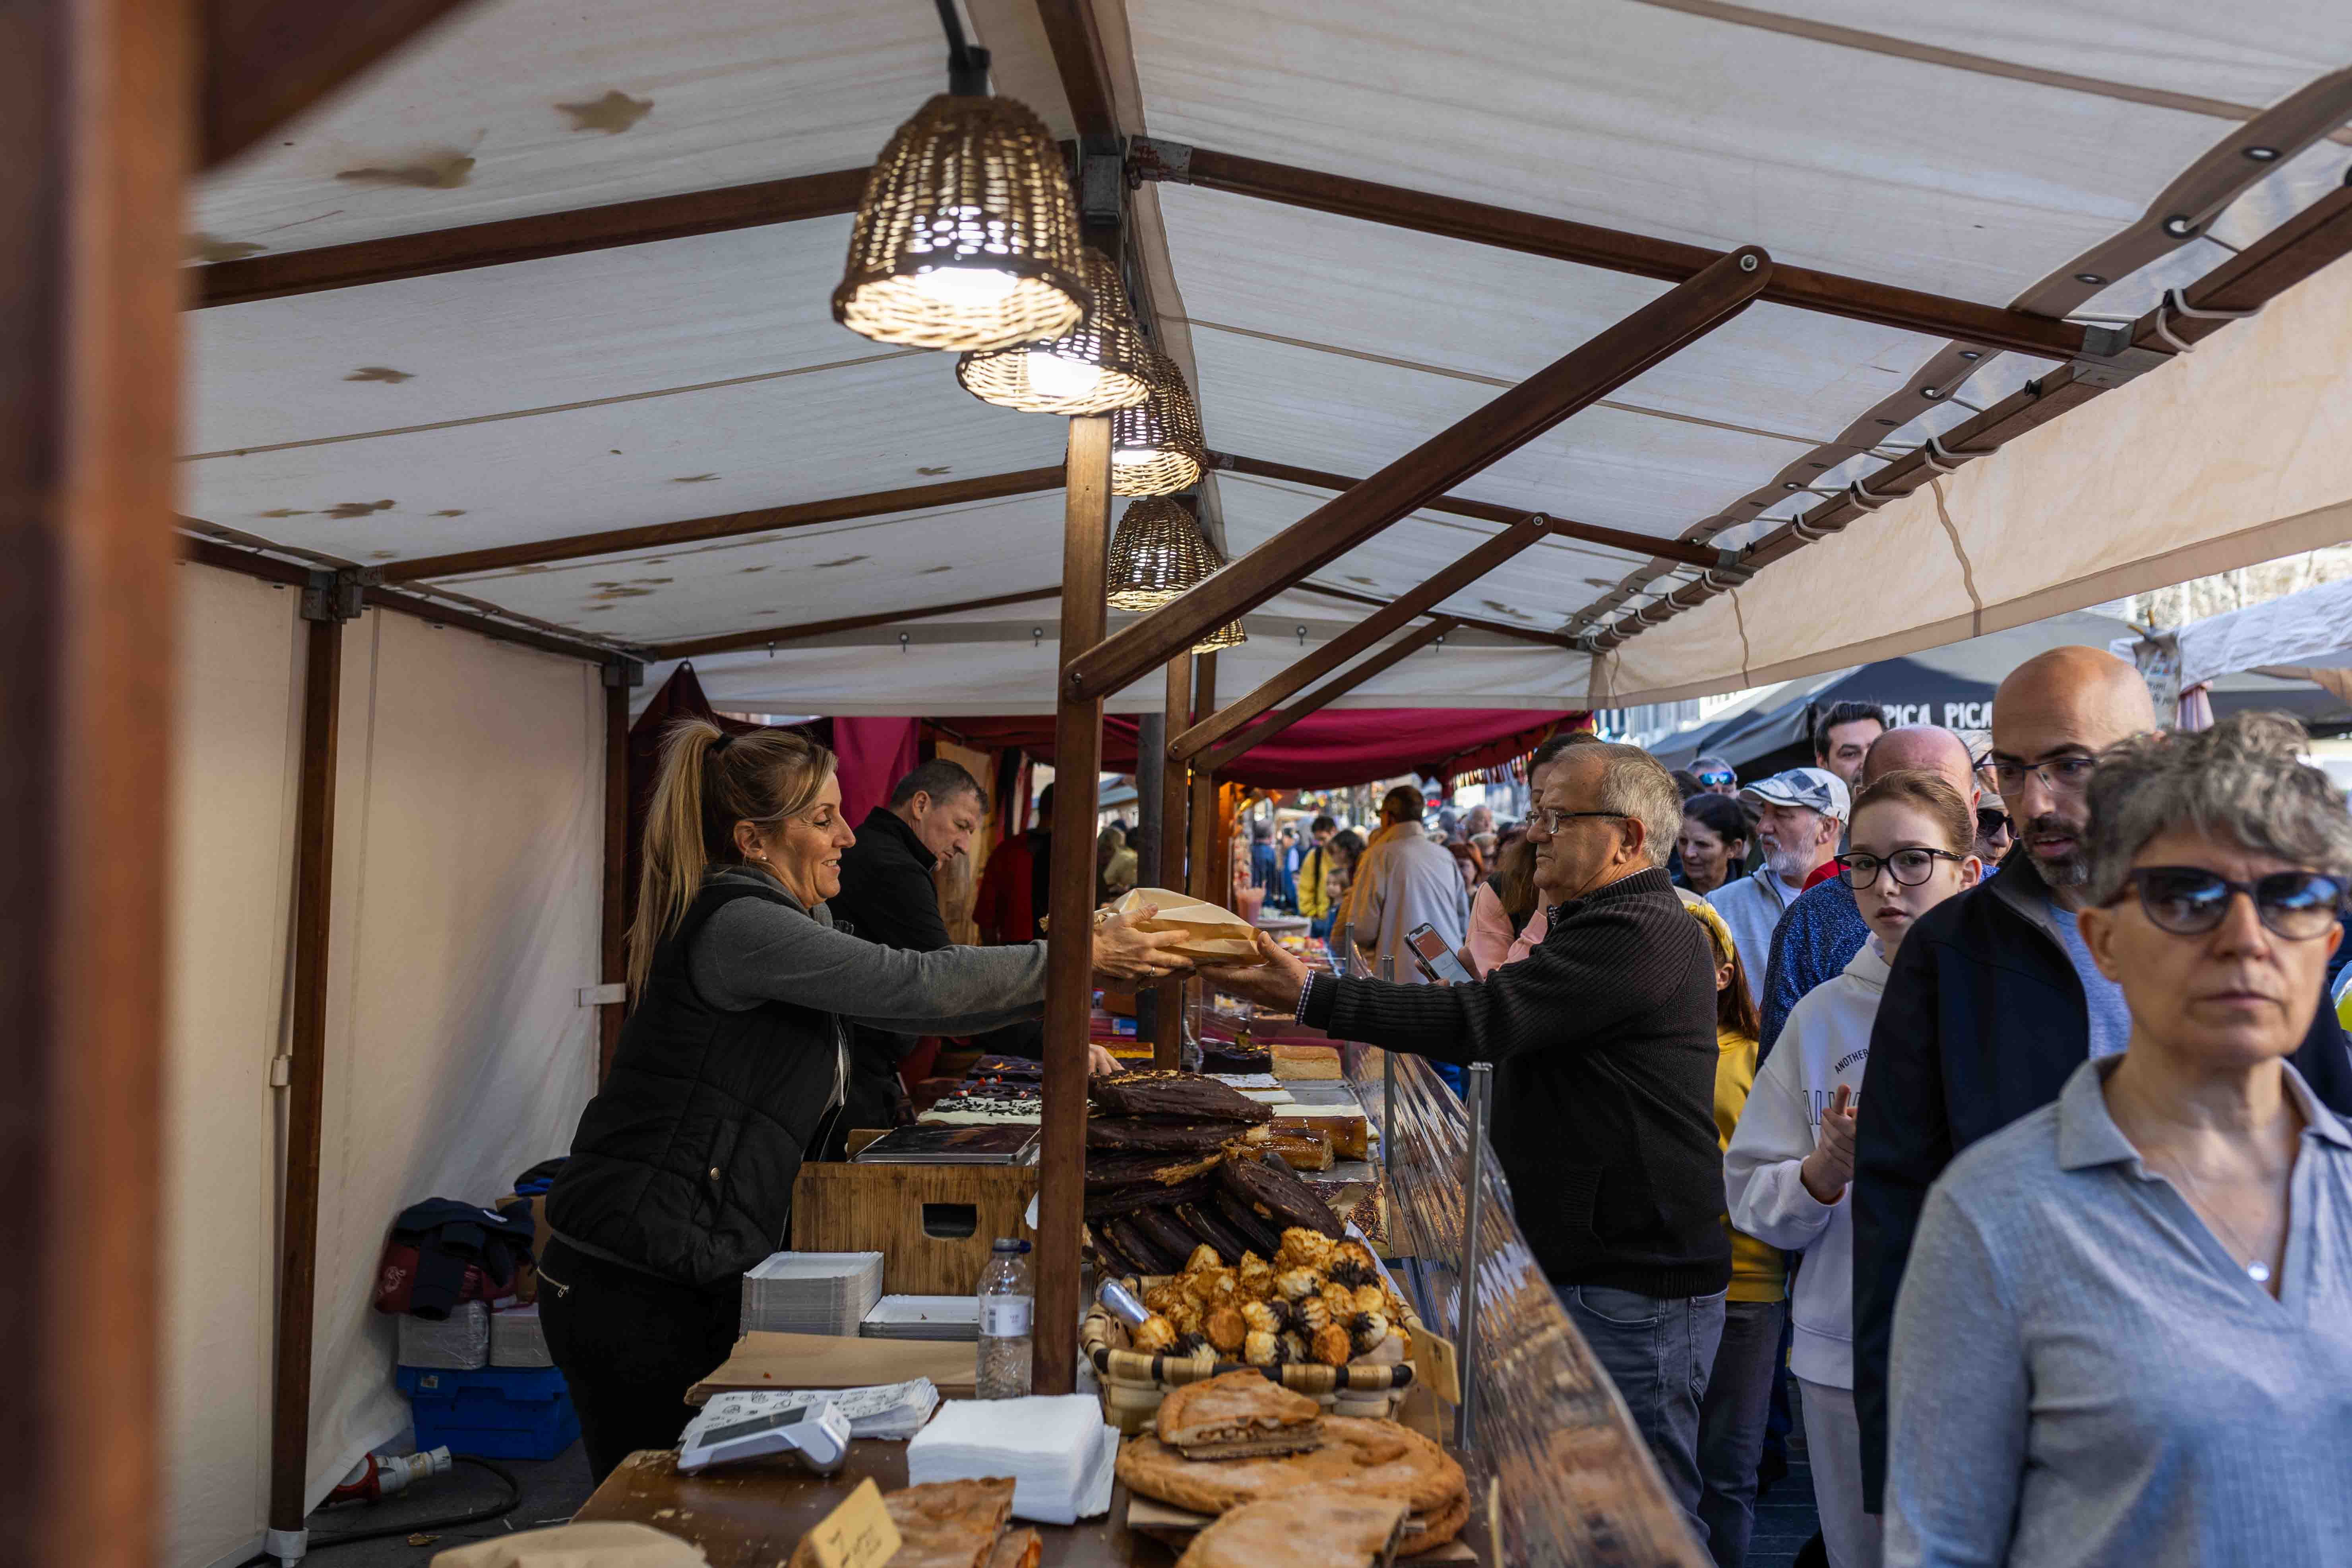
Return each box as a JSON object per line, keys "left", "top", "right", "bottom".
{"left": 789, "top": 1161, "right": 1038, "bottom": 1296}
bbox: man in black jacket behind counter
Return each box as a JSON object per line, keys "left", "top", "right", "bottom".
{"left": 1205, "top": 742, "right": 1730, "bottom": 1528}
{"left": 826, "top": 760, "right": 989, "bottom": 1146}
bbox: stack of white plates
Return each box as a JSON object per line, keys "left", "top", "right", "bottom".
{"left": 860, "top": 1295, "right": 981, "bottom": 1341}
{"left": 738, "top": 1251, "right": 885, "bottom": 1337}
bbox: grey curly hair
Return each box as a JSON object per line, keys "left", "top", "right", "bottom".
{"left": 2084, "top": 711, "right": 2352, "bottom": 907}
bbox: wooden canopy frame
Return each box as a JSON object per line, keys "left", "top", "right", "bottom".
{"left": 25, "top": 4, "right": 2352, "bottom": 1565}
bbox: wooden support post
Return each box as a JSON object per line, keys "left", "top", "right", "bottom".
{"left": 1067, "top": 247, "right": 1771, "bottom": 697}
{"left": 1186, "top": 657, "right": 1221, "bottom": 907}
{"left": 1132, "top": 708, "right": 1164, "bottom": 1051}
{"left": 270, "top": 605, "right": 347, "bottom": 1552}
{"left": 1170, "top": 517, "right": 1550, "bottom": 761}
{"left": 1200, "top": 620, "right": 1459, "bottom": 773}
{"left": 0, "top": 1, "right": 186, "bottom": 1561}
{"left": 599, "top": 669, "right": 630, "bottom": 1082}
{"left": 1153, "top": 655, "right": 1193, "bottom": 1067}
{"left": 1035, "top": 417, "right": 1112, "bottom": 1396}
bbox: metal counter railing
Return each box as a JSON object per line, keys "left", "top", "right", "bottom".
{"left": 1345, "top": 1040, "right": 1710, "bottom": 1568}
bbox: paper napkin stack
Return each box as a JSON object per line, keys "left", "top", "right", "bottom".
{"left": 906, "top": 1396, "right": 1118, "bottom": 1524}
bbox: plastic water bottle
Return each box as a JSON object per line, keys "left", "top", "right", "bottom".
{"left": 976, "top": 1238, "right": 1035, "bottom": 1399}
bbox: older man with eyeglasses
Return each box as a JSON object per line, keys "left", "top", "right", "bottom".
{"left": 1850, "top": 646, "right": 2352, "bottom": 1519}
{"left": 1202, "top": 742, "right": 1731, "bottom": 1533}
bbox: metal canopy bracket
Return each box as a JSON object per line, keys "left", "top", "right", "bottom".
{"left": 2069, "top": 323, "right": 2176, "bottom": 388}
{"left": 298, "top": 569, "right": 364, "bottom": 625}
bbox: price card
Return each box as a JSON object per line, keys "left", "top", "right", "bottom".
{"left": 1407, "top": 1324, "right": 1461, "bottom": 1405}
{"left": 803, "top": 1477, "right": 901, "bottom": 1568}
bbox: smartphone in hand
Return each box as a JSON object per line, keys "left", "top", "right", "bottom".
{"left": 1407, "top": 922, "right": 1478, "bottom": 984}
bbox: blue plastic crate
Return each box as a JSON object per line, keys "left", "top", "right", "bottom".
{"left": 395, "top": 1364, "right": 579, "bottom": 1460}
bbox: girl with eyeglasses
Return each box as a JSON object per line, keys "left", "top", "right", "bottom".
{"left": 1726, "top": 771, "right": 1980, "bottom": 1568}
{"left": 1884, "top": 714, "right": 2352, "bottom": 1568}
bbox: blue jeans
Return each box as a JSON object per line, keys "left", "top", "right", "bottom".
{"left": 1697, "top": 1297, "right": 1789, "bottom": 1566}
{"left": 1561, "top": 1284, "right": 1729, "bottom": 1537}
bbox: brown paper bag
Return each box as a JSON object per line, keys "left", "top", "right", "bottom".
{"left": 1112, "top": 887, "right": 1267, "bottom": 965}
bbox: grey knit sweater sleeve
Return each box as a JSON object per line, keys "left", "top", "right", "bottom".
{"left": 690, "top": 891, "right": 1047, "bottom": 1032}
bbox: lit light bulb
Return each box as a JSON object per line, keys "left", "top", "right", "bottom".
{"left": 909, "top": 266, "right": 1019, "bottom": 308}
{"left": 1023, "top": 348, "right": 1100, "bottom": 401}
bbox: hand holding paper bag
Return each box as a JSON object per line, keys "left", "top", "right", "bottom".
{"left": 1108, "top": 888, "right": 1270, "bottom": 967}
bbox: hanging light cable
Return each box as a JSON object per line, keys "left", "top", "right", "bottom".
{"left": 1108, "top": 345, "right": 1206, "bottom": 494}
{"left": 955, "top": 250, "right": 1151, "bottom": 414}
{"left": 832, "top": 0, "right": 1090, "bottom": 351}
{"left": 1105, "top": 497, "right": 1215, "bottom": 609}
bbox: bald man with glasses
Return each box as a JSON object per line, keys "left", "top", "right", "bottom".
{"left": 1850, "top": 647, "right": 2352, "bottom": 1516}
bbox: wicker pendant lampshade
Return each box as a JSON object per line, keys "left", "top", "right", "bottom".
{"left": 1192, "top": 619, "right": 1248, "bottom": 652}
{"left": 833, "top": 92, "right": 1091, "bottom": 352}
{"left": 1105, "top": 498, "right": 1215, "bottom": 609}
{"left": 1109, "top": 346, "right": 1206, "bottom": 495}
{"left": 955, "top": 250, "right": 1150, "bottom": 414}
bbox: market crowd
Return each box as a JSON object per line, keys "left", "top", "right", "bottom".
{"left": 1205, "top": 646, "right": 2352, "bottom": 1568}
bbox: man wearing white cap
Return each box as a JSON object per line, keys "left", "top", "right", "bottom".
{"left": 1706, "top": 768, "right": 1849, "bottom": 1010}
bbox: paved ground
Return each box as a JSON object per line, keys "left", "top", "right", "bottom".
{"left": 296, "top": 1445, "right": 593, "bottom": 1568}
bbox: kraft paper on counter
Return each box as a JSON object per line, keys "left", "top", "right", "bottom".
{"left": 1112, "top": 888, "right": 1267, "bottom": 966}
{"left": 433, "top": 1523, "right": 705, "bottom": 1568}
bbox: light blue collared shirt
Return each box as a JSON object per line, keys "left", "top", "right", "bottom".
{"left": 1887, "top": 1056, "right": 2352, "bottom": 1568}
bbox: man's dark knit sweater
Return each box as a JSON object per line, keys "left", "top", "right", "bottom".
{"left": 1300, "top": 866, "right": 1731, "bottom": 1299}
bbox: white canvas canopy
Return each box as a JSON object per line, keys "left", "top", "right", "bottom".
{"left": 164, "top": 4, "right": 2352, "bottom": 1563}
{"left": 184, "top": 0, "right": 2352, "bottom": 717}
{"left": 2111, "top": 574, "right": 2352, "bottom": 688}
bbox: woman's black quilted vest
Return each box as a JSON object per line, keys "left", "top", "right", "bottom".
{"left": 547, "top": 877, "right": 844, "bottom": 1285}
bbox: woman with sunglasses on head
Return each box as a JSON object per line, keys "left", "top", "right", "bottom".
{"left": 541, "top": 722, "right": 1195, "bottom": 1484}
{"left": 1885, "top": 713, "right": 2352, "bottom": 1568}
{"left": 1726, "top": 771, "right": 1980, "bottom": 1568}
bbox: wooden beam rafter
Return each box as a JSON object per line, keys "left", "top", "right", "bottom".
{"left": 1131, "top": 140, "right": 2087, "bottom": 362}
{"left": 648, "top": 587, "right": 1061, "bottom": 661}
{"left": 381, "top": 466, "right": 1066, "bottom": 582}
{"left": 204, "top": 0, "right": 480, "bottom": 169}
{"left": 1198, "top": 619, "right": 1459, "bottom": 772}
{"left": 1209, "top": 451, "right": 1722, "bottom": 569}
{"left": 1289, "top": 582, "right": 1575, "bottom": 648}
{"left": 1578, "top": 183, "right": 2352, "bottom": 654}
{"left": 1066, "top": 246, "right": 1771, "bottom": 698}
{"left": 194, "top": 164, "right": 870, "bottom": 307}
{"left": 1170, "top": 514, "right": 1553, "bottom": 761}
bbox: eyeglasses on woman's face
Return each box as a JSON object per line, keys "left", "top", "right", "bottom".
{"left": 1834, "top": 847, "right": 1966, "bottom": 890}
{"left": 1694, "top": 770, "right": 1735, "bottom": 789}
{"left": 2106, "top": 866, "right": 2345, "bottom": 941}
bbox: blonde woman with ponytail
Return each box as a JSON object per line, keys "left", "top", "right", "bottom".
{"left": 542, "top": 720, "right": 1193, "bottom": 1481}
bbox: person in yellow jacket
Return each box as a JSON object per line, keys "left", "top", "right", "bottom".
{"left": 1687, "top": 898, "right": 1789, "bottom": 1568}
{"left": 1294, "top": 814, "right": 1341, "bottom": 938}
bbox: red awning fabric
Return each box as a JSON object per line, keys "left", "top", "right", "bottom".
{"left": 928, "top": 708, "right": 1580, "bottom": 788}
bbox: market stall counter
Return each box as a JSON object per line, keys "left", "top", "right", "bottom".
{"left": 574, "top": 1442, "right": 1496, "bottom": 1568}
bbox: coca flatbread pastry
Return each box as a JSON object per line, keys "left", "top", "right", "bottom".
{"left": 1118, "top": 1416, "right": 1465, "bottom": 1517}
{"left": 1157, "top": 1368, "right": 1324, "bottom": 1459}
{"left": 1173, "top": 1490, "right": 1409, "bottom": 1568}
{"left": 785, "top": 1477, "right": 1015, "bottom": 1568}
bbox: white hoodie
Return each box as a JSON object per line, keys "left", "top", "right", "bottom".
{"left": 1723, "top": 937, "right": 1886, "bottom": 1389}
